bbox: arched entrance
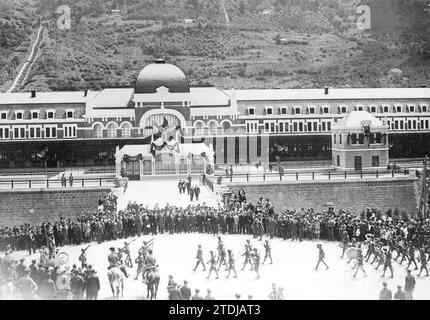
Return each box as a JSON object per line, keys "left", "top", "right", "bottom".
{"left": 139, "top": 109, "right": 187, "bottom": 139}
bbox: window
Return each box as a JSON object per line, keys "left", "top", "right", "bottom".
{"left": 409, "top": 106, "right": 415, "bottom": 113}
{"left": 383, "top": 106, "right": 389, "bottom": 113}
{"left": 28, "top": 126, "right": 42, "bottom": 139}
{"left": 222, "top": 121, "right": 231, "bottom": 134}
{"left": 370, "top": 106, "right": 377, "bottom": 113}
{"left": 107, "top": 123, "right": 118, "bottom": 138}
{"left": 351, "top": 134, "right": 357, "bottom": 144}
{"left": 15, "top": 111, "right": 23, "bottom": 120}
{"left": 358, "top": 134, "right": 364, "bottom": 144}
{"left": 208, "top": 121, "right": 218, "bottom": 135}
{"left": 266, "top": 107, "right": 273, "bottom": 115}
{"left": 356, "top": 105, "right": 364, "bottom": 111}
{"left": 121, "top": 122, "right": 132, "bottom": 138}
{"left": 45, "top": 125, "right": 57, "bottom": 138}
{"left": 340, "top": 106, "right": 347, "bottom": 114}
{"left": 47, "top": 111, "right": 55, "bottom": 119}
{"left": 339, "top": 134, "right": 342, "bottom": 144}
{"left": 394, "top": 120, "right": 398, "bottom": 130}
{"left": 248, "top": 108, "right": 255, "bottom": 115}
{"left": 295, "top": 107, "right": 301, "bottom": 115}
{"left": 264, "top": 121, "right": 276, "bottom": 133}
{"left": 280, "top": 108, "right": 287, "bottom": 115}
{"left": 63, "top": 124, "right": 77, "bottom": 138}
{"left": 323, "top": 107, "right": 330, "bottom": 114}
{"left": 31, "top": 111, "right": 39, "bottom": 120}
{"left": 396, "top": 106, "right": 402, "bottom": 113}
{"left": 399, "top": 120, "right": 404, "bottom": 130}
{"left": 246, "top": 121, "right": 259, "bottom": 134}
{"left": 194, "top": 121, "right": 204, "bottom": 136}
{"left": 372, "top": 156, "right": 380, "bottom": 167}
{"left": 278, "top": 121, "right": 289, "bottom": 133}
{"left": 423, "top": 106, "right": 428, "bottom": 113}
{"left": 376, "top": 133, "right": 382, "bottom": 143}
{"left": 322, "top": 122, "right": 326, "bottom": 132}
{"left": 333, "top": 134, "right": 336, "bottom": 144}
{"left": 13, "top": 126, "right": 26, "bottom": 139}
{"left": 337, "top": 155, "right": 340, "bottom": 167}
{"left": 0, "top": 127, "right": 9, "bottom": 139}
{"left": 308, "top": 122, "right": 313, "bottom": 132}
{"left": 309, "top": 107, "right": 315, "bottom": 114}
{"left": 369, "top": 133, "right": 375, "bottom": 144}
{"left": 0, "top": 112, "right": 7, "bottom": 120}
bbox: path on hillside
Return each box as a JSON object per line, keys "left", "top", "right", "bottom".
{"left": 7, "top": 24, "right": 45, "bottom": 93}
{"left": 117, "top": 178, "right": 221, "bottom": 210}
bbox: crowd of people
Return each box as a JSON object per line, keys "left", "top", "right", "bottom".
{"left": 1, "top": 175, "right": 430, "bottom": 299}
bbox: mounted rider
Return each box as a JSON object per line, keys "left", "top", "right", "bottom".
{"left": 142, "top": 249, "right": 158, "bottom": 284}
{"left": 107, "top": 247, "right": 128, "bottom": 278}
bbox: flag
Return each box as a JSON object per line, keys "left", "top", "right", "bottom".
{"left": 162, "top": 117, "right": 168, "bottom": 129}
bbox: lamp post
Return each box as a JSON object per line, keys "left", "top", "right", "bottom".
{"left": 420, "top": 155, "right": 429, "bottom": 218}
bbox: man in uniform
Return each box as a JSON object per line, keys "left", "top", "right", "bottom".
{"left": 206, "top": 251, "right": 219, "bottom": 280}
{"left": 193, "top": 244, "right": 206, "bottom": 272}
{"left": 226, "top": 249, "right": 237, "bottom": 278}
{"left": 142, "top": 249, "right": 158, "bottom": 284}
{"left": 217, "top": 244, "right": 228, "bottom": 271}
{"left": 241, "top": 241, "right": 254, "bottom": 271}
{"left": 315, "top": 244, "right": 329, "bottom": 271}
{"left": 353, "top": 247, "right": 366, "bottom": 278}
{"left": 107, "top": 247, "right": 128, "bottom": 278}
{"left": 135, "top": 251, "right": 145, "bottom": 280}
{"left": 252, "top": 248, "right": 261, "bottom": 279}
{"left": 78, "top": 248, "right": 87, "bottom": 269}
{"left": 382, "top": 248, "right": 394, "bottom": 278}
{"left": 340, "top": 231, "right": 349, "bottom": 258}
{"left": 262, "top": 240, "right": 273, "bottom": 265}
{"left": 406, "top": 244, "right": 418, "bottom": 271}
{"left": 418, "top": 247, "right": 429, "bottom": 277}
{"left": 122, "top": 241, "right": 133, "bottom": 268}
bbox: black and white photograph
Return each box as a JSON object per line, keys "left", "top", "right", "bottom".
{"left": 0, "top": 0, "right": 430, "bottom": 307}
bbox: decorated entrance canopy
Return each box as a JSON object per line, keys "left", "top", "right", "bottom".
{"left": 116, "top": 142, "right": 214, "bottom": 162}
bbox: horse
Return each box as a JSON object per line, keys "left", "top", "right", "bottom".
{"left": 107, "top": 267, "right": 124, "bottom": 299}
{"left": 144, "top": 268, "right": 160, "bottom": 300}
{"left": 0, "top": 277, "right": 15, "bottom": 300}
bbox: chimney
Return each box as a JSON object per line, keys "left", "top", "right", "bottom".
{"left": 31, "top": 90, "right": 36, "bottom": 98}
{"left": 324, "top": 87, "right": 329, "bottom": 95}
{"left": 84, "top": 89, "right": 88, "bottom": 97}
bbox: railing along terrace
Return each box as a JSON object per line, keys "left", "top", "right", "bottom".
{"left": 219, "top": 169, "right": 411, "bottom": 183}
{"left": 0, "top": 177, "right": 115, "bottom": 190}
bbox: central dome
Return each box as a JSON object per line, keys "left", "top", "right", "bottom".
{"left": 135, "top": 60, "right": 190, "bottom": 94}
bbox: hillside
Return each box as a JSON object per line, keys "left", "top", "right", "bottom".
{"left": 0, "top": 0, "right": 39, "bottom": 92}
{"left": 1, "top": 0, "right": 429, "bottom": 92}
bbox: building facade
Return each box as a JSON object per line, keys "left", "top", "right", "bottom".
{"left": 331, "top": 111, "right": 389, "bottom": 171}
{"left": 0, "top": 60, "right": 429, "bottom": 170}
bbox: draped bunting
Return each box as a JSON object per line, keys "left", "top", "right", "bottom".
{"left": 123, "top": 154, "right": 143, "bottom": 163}
{"left": 150, "top": 140, "right": 180, "bottom": 157}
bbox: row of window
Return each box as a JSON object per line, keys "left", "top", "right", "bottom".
{"left": 93, "top": 122, "right": 132, "bottom": 138}
{"left": 333, "top": 133, "right": 383, "bottom": 145}
{"left": 246, "top": 104, "right": 429, "bottom": 116}
{"left": 0, "top": 125, "right": 77, "bottom": 139}
{"left": 0, "top": 110, "right": 75, "bottom": 120}
{"left": 246, "top": 121, "right": 332, "bottom": 134}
